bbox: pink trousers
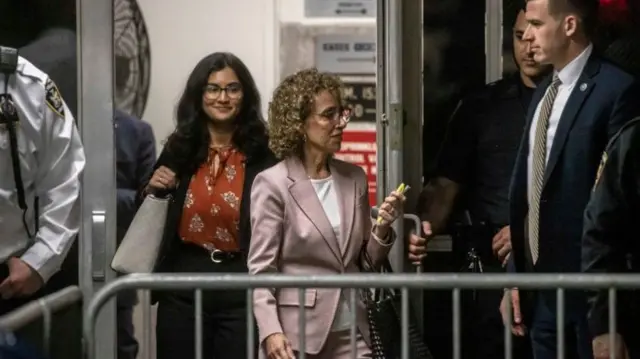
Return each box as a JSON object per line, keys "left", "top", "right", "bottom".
{"left": 296, "top": 330, "right": 372, "bottom": 359}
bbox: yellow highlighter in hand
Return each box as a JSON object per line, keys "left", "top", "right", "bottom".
{"left": 377, "top": 183, "right": 410, "bottom": 224}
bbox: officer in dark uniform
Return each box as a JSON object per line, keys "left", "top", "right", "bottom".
{"left": 413, "top": 6, "right": 551, "bottom": 359}
{"left": 582, "top": 116, "right": 640, "bottom": 359}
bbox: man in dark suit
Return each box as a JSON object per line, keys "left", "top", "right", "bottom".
{"left": 411, "top": 7, "right": 549, "bottom": 359}
{"left": 499, "top": 0, "right": 640, "bottom": 358}
{"left": 115, "top": 109, "right": 156, "bottom": 359}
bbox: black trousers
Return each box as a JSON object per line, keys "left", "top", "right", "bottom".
{"left": 450, "top": 228, "right": 533, "bottom": 359}
{"left": 156, "top": 243, "right": 256, "bottom": 359}
{"left": 156, "top": 294, "right": 250, "bottom": 359}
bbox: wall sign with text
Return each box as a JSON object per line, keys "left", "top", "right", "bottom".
{"left": 305, "top": 0, "right": 376, "bottom": 18}
{"left": 335, "top": 129, "right": 377, "bottom": 205}
{"left": 315, "top": 35, "right": 376, "bottom": 75}
{"left": 341, "top": 81, "right": 376, "bottom": 122}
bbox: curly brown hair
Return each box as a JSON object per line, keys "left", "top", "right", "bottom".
{"left": 268, "top": 68, "right": 344, "bottom": 159}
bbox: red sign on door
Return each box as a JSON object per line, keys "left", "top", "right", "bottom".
{"left": 335, "top": 129, "right": 377, "bottom": 205}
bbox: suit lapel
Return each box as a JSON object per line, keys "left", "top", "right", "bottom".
{"left": 542, "top": 56, "right": 600, "bottom": 186}
{"left": 330, "top": 160, "right": 356, "bottom": 259}
{"left": 286, "top": 158, "right": 342, "bottom": 264}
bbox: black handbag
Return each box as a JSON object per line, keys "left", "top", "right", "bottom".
{"left": 360, "top": 249, "right": 434, "bottom": 359}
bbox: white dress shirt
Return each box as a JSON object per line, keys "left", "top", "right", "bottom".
{"left": 0, "top": 56, "right": 86, "bottom": 283}
{"left": 527, "top": 44, "right": 593, "bottom": 199}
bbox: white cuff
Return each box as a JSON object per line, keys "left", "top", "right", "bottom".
{"left": 20, "top": 241, "right": 61, "bottom": 283}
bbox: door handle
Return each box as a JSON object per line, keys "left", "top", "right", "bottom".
{"left": 91, "top": 210, "right": 106, "bottom": 281}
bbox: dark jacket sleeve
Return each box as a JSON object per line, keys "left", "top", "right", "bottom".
{"left": 582, "top": 121, "right": 640, "bottom": 336}
{"left": 136, "top": 121, "right": 157, "bottom": 192}
{"left": 137, "top": 144, "right": 175, "bottom": 203}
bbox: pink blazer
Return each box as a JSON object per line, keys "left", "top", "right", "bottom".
{"left": 248, "top": 156, "right": 395, "bottom": 355}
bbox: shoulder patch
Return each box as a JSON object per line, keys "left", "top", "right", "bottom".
{"left": 593, "top": 151, "right": 608, "bottom": 191}
{"left": 44, "top": 78, "right": 65, "bottom": 118}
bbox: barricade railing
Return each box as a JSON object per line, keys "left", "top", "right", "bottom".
{"left": 84, "top": 273, "right": 640, "bottom": 359}
{"left": 0, "top": 286, "right": 83, "bottom": 357}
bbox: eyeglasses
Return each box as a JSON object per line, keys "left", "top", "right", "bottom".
{"left": 316, "top": 107, "right": 352, "bottom": 124}
{"left": 203, "top": 83, "right": 243, "bottom": 100}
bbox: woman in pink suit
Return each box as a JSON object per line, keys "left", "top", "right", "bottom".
{"left": 248, "top": 68, "right": 422, "bottom": 359}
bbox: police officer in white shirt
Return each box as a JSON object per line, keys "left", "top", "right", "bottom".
{"left": 0, "top": 47, "right": 85, "bottom": 312}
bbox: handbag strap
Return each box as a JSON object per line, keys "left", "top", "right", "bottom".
{"left": 360, "top": 245, "right": 397, "bottom": 302}
{"left": 360, "top": 243, "right": 435, "bottom": 359}
{"left": 357, "top": 244, "right": 387, "bottom": 358}
{"left": 360, "top": 277, "right": 387, "bottom": 359}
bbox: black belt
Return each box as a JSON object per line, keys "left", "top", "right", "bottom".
{"left": 175, "top": 241, "right": 244, "bottom": 265}
{"left": 209, "top": 249, "right": 241, "bottom": 263}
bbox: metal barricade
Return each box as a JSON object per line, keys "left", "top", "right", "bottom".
{"left": 0, "top": 286, "right": 83, "bottom": 357}
{"left": 84, "top": 273, "right": 640, "bottom": 359}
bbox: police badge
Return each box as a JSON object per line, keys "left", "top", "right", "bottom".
{"left": 45, "top": 78, "right": 65, "bottom": 118}
{"left": 593, "top": 151, "right": 608, "bottom": 191}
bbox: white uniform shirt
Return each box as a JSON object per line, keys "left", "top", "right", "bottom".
{"left": 0, "top": 56, "right": 85, "bottom": 283}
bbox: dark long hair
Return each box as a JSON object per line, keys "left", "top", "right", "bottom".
{"left": 164, "top": 52, "right": 268, "bottom": 173}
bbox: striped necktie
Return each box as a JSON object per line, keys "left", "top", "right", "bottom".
{"left": 528, "top": 75, "right": 561, "bottom": 264}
